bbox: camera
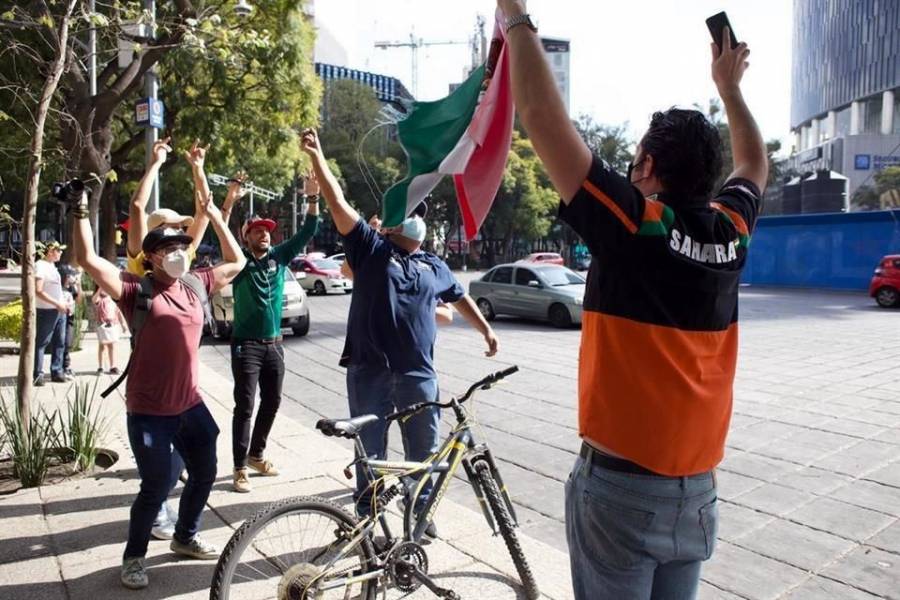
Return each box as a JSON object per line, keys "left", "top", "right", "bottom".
{"left": 50, "top": 178, "right": 91, "bottom": 203}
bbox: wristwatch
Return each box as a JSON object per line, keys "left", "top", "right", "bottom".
{"left": 506, "top": 13, "right": 537, "bottom": 34}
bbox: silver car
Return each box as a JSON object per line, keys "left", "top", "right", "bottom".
{"left": 210, "top": 269, "right": 310, "bottom": 339}
{"left": 469, "top": 263, "right": 585, "bottom": 328}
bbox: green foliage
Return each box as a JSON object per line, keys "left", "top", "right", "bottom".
{"left": 0, "top": 391, "right": 63, "bottom": 487}
{"left": 0, "top": 299, "right": 22, "bottom": 342}
{"left": 851, "top": 185, "right": 881, "bottom": 211}
{"left": 150, "top": 0, "right": 321, "bottom": 217}
{"left": 63, "top": 380, "right": 109, "bottom": 472}
{"left": 319, "top": 79, "right": 399, "bottom": 220}
{"left": 482, "top": 132, "right": 559, "bottom": 254}
{"left": 573, "top": 115, "right": 633, "bottom": 173}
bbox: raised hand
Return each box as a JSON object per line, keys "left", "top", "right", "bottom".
{"left": 227, "top": 170, "right": 248, "bottom": 199}
{"left": 299, "top": 128, "right": 321, "bottom": 157}
{"left": 200, "top": 188, "right": 222, "bottom": 221}
{"left": 303, "top": 170, "right": 320, "bottom": 196}
{"left": 150, "top": 137, "right": 172, "bottom": 166}
{"left": 183, "top": 139, "right": 210, "bottom": 171}
{"left": 711, "top": 26, "right": 751, "bottom": 95}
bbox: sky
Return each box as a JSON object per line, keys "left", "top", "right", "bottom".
{"left": 313, "top": 1, "right": 795, "bottom": 155}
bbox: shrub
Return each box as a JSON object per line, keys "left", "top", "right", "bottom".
{"left": 0, "top": 299, "right": 22, "bottom": 342}
{"left": 0, "top": 390, "right": 63, "bottom": 487}
{"left": 63, "top": 381, "right": 109, "bottom": 472}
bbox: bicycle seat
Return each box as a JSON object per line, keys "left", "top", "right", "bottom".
{"left": 316, "top": 414, "right": 379, "bottom": 439}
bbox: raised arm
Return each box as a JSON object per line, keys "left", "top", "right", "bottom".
{"left": 299, "top": 128, "right": 360, "bottom": 235}
{"left": 127, "top": 137, "right": 171, "bottom": 257}
{"left": 498, "top": 0, "right": 591, "bottom": 202}
{"left": 712, "top": 28, "right": 768, "bottom": 191}
{"left": 203, "top": 191, "right": 247, "bottom": 294}
{"left": 274, "top": 175, "right": 321, "bottom": 263}
{"left": 183, "top": 140, "right": 212, "bottom": 251}
{"left": 221, "top": 171, "right": 248, "bottom": 225}
{"left": 72, "top": 194, "right": 123, "bottom": 300}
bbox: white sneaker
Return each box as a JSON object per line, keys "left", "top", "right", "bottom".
{"left": 170, "top": 536, "right": 219, "bottom": 560}
{"left": 150, "top": 503, "right": 175, "bottom": 540}
{"left": 120, "top": 557, "right": 148, "bottom": 589}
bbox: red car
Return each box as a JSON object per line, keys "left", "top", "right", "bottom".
{"left": 870, "top": 254, "right": 900, "bottom": 307}
{"left": 518, "top": 252, "right": 565, "bottom": 266}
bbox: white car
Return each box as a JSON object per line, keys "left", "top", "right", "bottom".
{"left": 290, "top": 256, "right": 353, "bottom": 295}
{"left": 209, "top": 269, "right": 310, "bottom": 338}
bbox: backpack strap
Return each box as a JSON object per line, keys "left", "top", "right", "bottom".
{"left": 101, "top": 275, "right": 153, "bottom": 399}
{"left": 180, "top": 272, "right": 214, "bottom": 339}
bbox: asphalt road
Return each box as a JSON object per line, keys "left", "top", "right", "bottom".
{"left": 199, "top": 270, "right": 900, "bottom": 585}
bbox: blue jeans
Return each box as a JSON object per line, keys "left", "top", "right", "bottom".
{"left": 565, "top": 451, "right": 718, "bottom": 600}
{"left": 346, "top": 363, "right": 439, "bottom": 517}
{"left": 34, "top": 308, "right": 65, "bottom": 379}
{"left": 124, "top": 403, "right": 219, "bottom": 559}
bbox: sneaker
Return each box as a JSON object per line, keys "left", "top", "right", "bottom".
{"left": 34, "top": 375, "right": 45, "bottom": 387}
{"left": 164, "top": 502, "right": 178, "bottom": 524}
{"left": 120, "top": 557, "right": 148, "bottom": 589}
{"left": 51, "top": 374, "right": 68, "bottom": 383}
{"left": 97, "top": 367, "right": 104, "bottom": 374}
{"left": 247, "top": 456, "right": 279, "bottom": 476}
{"left": 170, "top": 536, "right": 219, "bottom": 560}
{"left": 233, "top": 468, "right": 251, "bottom": 493}
{"left": 110, "top": 367, "right": 120, "bottom": 375}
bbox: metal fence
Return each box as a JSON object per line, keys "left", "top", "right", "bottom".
{"left": 742, "top": 210, "right": 900, "bottom": 290}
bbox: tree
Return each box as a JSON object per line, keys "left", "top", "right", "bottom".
{"left": 0, "top": 0, "right": 78, "bottom": 424}
{"left": 482, "top": 132, "right": 559, "bottom": 262}
{"left": 700, "top": 99, "right": 782, "bottom": 191}
{"left": 1, "top": 1, "right": 321, "bottom": 259}
{"left": 319, "top": 79, "right": 402, "bottom": 221}
{"left": 573, "top": 114, "right": 634, "bottom": 173}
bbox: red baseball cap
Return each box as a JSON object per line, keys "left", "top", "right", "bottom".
{"left": 241, "top": 217, "right": 277, "bottom": 239}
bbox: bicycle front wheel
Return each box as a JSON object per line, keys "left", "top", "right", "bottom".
{"left": 210, "top": 496, "right": 378, "bottom": 600}
{"left": 473, "top": 460, "right": 540, "bottom": 600}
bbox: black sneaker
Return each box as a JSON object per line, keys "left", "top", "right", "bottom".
{"left": 51, "top": 374, "right": 69, "bottom": 383}
{"left": 97, "top": 368, "right": 104, "bottom": 374}
{"left": 34, "top": 374, "right": 45, "bottom": 387}
{"left": 109, "top": 367, "right": 120, "bottom": 375}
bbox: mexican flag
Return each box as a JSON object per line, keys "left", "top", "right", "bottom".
{"left": 382, "top": 14, "right": 513, "bottom": 240}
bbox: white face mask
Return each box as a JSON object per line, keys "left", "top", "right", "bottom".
{"left": 161, "top": 249, "right": 190, "bottom": 278}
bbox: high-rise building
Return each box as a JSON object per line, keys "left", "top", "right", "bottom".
{"left": 541, "top": 37, "right": 570, "bottom": 115}
{"left": 773, "top": 0, "right": 900, "bottom": 212}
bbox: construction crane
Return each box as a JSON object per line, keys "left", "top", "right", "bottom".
{"left": 374, "top": 32, "right": 468, "bottom": 97}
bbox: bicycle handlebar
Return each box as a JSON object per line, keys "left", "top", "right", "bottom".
{"left": 385, "top": 366, "right": 519, "bottom": 423}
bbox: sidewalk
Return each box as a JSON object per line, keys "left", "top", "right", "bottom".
{"left": 0, "top": 334, "right": 572, "bottom": 599}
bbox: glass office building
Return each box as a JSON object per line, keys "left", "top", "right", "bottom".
{"left": 778, "top": 0, "right": 900, "bottom": 210}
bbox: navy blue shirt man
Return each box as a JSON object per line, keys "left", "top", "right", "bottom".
{"left": 301, "top": 128, "right": 499, "bottom": 527}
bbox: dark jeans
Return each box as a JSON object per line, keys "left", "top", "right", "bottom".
{"left": 62, "top": 313, "right": 75, "bottom": 371}
{"left": 34, "top": 308, "right": 64, "bottom": 379}
{"left": 346, "top": 363, "right": 439, "bottom": 517}
{"left": 124, "top": 402, "right": 219, "bottom": 559}
{"left": 565, "top": 451, "right": 718, "bottom": 600}
{"left": 230, "top": 340, "right": 285, "bottom": 469}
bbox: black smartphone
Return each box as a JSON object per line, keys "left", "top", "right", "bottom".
{"left": 706, "top": 11, "right": 739, "bottom": 51}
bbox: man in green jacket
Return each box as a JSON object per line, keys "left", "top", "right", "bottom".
{"left": 229, "top": 176, "right": 321, "bottom": 493}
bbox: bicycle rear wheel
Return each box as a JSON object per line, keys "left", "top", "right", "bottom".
{"left": 473, "top": 460, "right": 540, "bottom": 600}
{"left": 210, "top": 496, "right": 378, "bottom": 600}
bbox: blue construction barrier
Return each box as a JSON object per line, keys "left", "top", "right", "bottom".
{"left": 742, "top": 210, "right": 900, "bottom": 290}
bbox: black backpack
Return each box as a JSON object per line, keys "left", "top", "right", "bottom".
{"left": 101, "top": 272, "right": 213, "bottom": 398}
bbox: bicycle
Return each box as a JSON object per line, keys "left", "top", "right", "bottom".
{"left": 210, "top": 365, "right": 540, "bottom": 600}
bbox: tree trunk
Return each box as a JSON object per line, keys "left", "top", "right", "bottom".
{"left": 100, "top": 180, "right": 118, "bottom": 260}
{"left": 17, "top": 1, "right": 79, "bottom": 424}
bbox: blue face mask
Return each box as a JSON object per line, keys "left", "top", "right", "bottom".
{"left": 399, "top": 216, "right": 427, "bottom": 242}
